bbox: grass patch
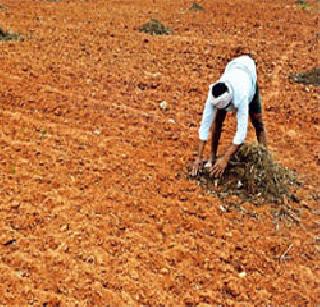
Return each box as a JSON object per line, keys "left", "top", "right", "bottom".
{"left": 139, "top": 19, "right": 172, "bottom": 35}
{"left": 290, "top": 68, "right": 320, "bottom": 86}
{"left": 189, "top": 144, "right": 299, "bottom": 204}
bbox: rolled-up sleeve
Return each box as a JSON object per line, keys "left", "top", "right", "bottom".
{"left": 198, "top": 88, "right": 216, "bottom": 141}
{"left": 233, "top": 97, "right": 249, "bottom": 145}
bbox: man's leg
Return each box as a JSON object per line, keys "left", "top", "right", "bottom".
{"left": 249, "top": 83, "right": 267, "bottom": 146}
{"left": 250, "top": 112, "right": 267, "bottom": 146}
{"left": 211, "top": 109, "right": 227, "bottom": 161}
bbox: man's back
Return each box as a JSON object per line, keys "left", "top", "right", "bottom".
{"left": 225, "top": 55, "right": 257, "bottom": 83}
{"left": 220, "top": 56, "right": 257, "bottom": 108}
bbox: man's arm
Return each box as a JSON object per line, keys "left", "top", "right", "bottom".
{"left": 193, "top": 109, "right": 225, "bottom": 176}
{"left": 192, "top": 140, "right": 206, "bottom": 176}
{"left": 211, "top": 109, "right": 227, "bottom": 163}
{"left": 232, "top": 99, "right": 249, "bottom": 146}
{"left": 192, "top": 87, "right": 216, "bottom": 176}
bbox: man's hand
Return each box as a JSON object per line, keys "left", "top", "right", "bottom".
{"left": 210, "top": 156, "right": 228, "bottom": 177}
{"left": 192, "top": 140, "right": 206, "bottom": 176}
{"left": 191, "top": 157, "right": 203, "bottom": 176}
{"left": 210, "top": 144, "right": 240, "bottom": 177}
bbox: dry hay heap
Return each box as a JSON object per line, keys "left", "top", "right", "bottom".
{"left": 290, "top": 68, "right": 320, "bottom": 86}
{"left": 139, "top": 19, "right": 172, "bottom": 35}
{"left": 194, "top": 144, "right": 298, "bottom": 203}
{"left": 295, "top": 0, "right": 310, "bottom": 9}
{"left": 0, "top": 27, "right": 19, "bottom": 41}
{"left": 189, "top": 2, "right": 205, "bottom": 11}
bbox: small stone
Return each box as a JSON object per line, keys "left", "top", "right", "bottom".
{"left": 93, "top": 129, "right": 101, "bottom": 135}
{"left": 287, "top": 129, "right": 296, "bottom": 137}
{"left": 60, "top": 224, "right": 70, "bottom": 231}
{"left": 239, "top": 271, "right": 246, "bottom": 278}
{"left": 160, "top": 101, "right": 168, "bottom": 111}
{"left": 130, "top": 270, "right": 139, "bottom": 279}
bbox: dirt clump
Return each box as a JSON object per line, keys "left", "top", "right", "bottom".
{"left": 139, "top": 19, "right": 172, "bottom": 35}
{"left": 290, "top": 68, "right": 320, "bottom": 86}
{"left": 191, "top": 144, "right": 299, "bottom": 203}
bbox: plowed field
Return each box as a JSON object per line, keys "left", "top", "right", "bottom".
{"left": 0, "top": 0, "right": 319, "bottom": 305}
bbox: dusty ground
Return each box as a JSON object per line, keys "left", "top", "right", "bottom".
{"left": 0, "top": 0, "right": 319, "bottom": 305}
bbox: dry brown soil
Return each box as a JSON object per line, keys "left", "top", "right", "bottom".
{"left": 0, "top": 0, "right": 319, "bottom": 305}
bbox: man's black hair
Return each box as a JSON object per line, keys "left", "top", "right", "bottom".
{"left": 211, "top": 82, "right": 228, "bottom": 98}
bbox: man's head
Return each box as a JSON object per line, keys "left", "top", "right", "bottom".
{"left": 211, "top": 82, "right": 232, "bottom": 109}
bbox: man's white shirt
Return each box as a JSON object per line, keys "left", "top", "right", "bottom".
{"left": 198, "top": 56, "right": 257, "bottom": 145}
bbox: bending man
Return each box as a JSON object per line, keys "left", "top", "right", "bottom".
{"left": 192, "top": 55, "right": 267, "bottom": 177}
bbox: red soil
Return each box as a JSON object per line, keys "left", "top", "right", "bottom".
{"left": 0, "top": 0, "right": 319, "bottom": 305}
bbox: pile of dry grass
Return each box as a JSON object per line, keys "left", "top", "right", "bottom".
{"left": 290, "top": 68, "right": 320, "bottom": 86}
{"left": 189, "top": 2, "right": 205, "bottom": 11}
{"left": 191, "top": 144, "right": 299, "bottom": 204}
{"left": 0, "top": 27, "right": 19, "bottom": 41}
{"left": 139, "top": 19, "right": 172, "bottom": 35}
